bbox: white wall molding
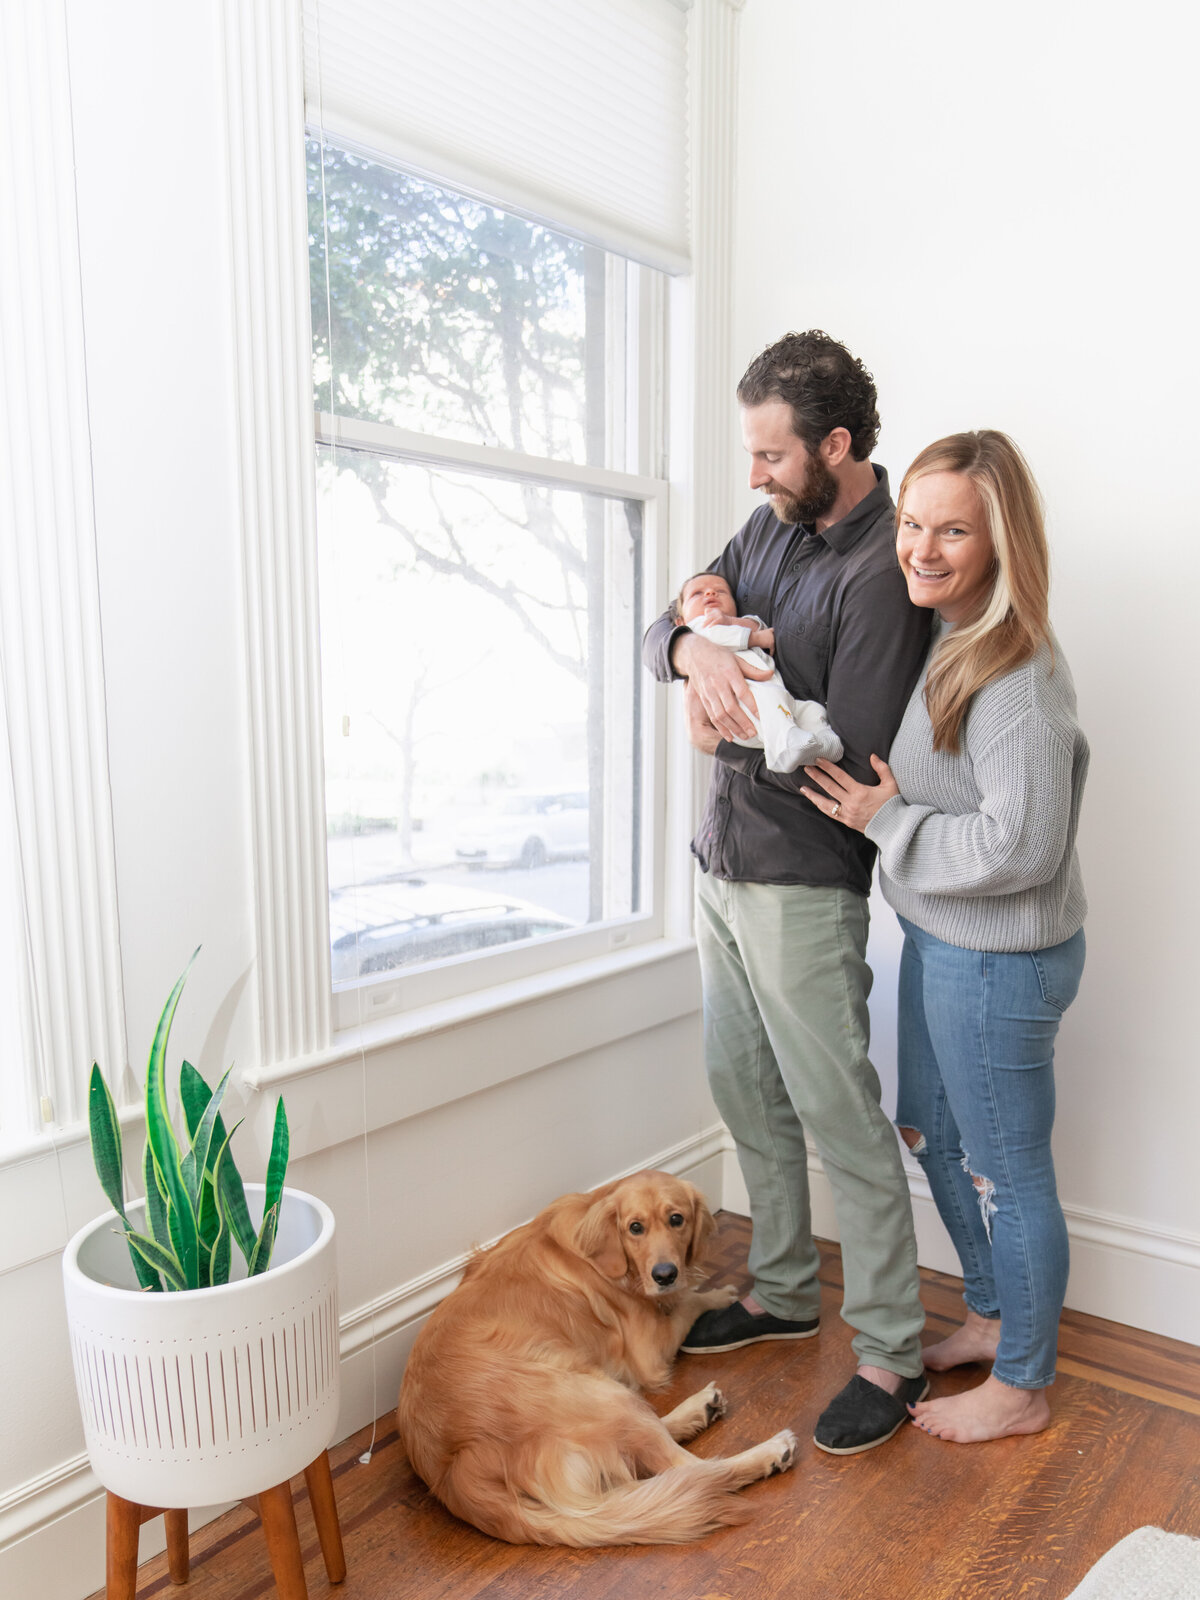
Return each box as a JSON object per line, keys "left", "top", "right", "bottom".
{"left": 659, "top": 0, "right": 743, "bottom": 937}
{"left": 686, "top": 0, "right": 741, "bottom": 566}
{"left": 720, "top": 1140, "right": 1200, "bottom": 1347}
{"left": 0, "top": 0, "right": 126, "bottom": 1136}
{"left": 0, "top": 1452, "right": 92, "bottom": 1552}
{"left": 220, "top": 0, "right": 331, "bottom": 1066}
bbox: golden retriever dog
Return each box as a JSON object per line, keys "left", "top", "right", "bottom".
{"left": 397, "top": 1170, "right": 797, "bottom": 1546}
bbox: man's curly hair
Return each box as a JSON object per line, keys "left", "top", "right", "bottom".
{"left": 737, "top": 331, "right": 880, "bottom": 461}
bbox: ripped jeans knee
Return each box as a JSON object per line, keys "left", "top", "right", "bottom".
{"left": 898, "top": 1125, "right": 996, "bottom": 1243}
{"left": 961, "top": 1152, "right": 997, "bottom": 1242}
{"left": 898, "top": 1124, "right": 927, "bottom": 1157}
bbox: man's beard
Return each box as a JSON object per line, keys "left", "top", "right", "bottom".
{"left": 768, "top": 451, "right": 839, "bottom": 524}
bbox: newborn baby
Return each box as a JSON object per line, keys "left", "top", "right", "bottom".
{"left": 672, "top": 572, "right": 843, "bottom": 774}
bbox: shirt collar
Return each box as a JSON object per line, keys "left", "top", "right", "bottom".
{"left": 800, "top": 464, "right": 893, "bottom": 554}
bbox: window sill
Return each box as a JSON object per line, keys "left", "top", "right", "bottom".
{"left": 239, "top": 937, "right": 702, "bottom": 1160}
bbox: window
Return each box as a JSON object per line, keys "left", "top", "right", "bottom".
{"left": 308, "top": 141, "right": 667, "bottom": 1025}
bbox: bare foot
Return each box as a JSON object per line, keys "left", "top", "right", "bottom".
{"left": 909, "top": 1374, "right": 1050, "bottom": 1442}
{"left": 923, "top": 1310, "right": 1001, "bottom": 1372}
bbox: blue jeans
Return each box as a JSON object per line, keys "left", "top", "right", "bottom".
{"left": 895, "top": 917, "right": 1085, "bottom": 1389}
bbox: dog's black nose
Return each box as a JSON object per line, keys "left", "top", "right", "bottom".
{"left": 651, "top": 1262, "right": 678, "bottom": 1288}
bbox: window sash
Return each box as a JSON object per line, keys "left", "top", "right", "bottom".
{"left": 314, "top": 412, "right": 669, "bottom": 1033}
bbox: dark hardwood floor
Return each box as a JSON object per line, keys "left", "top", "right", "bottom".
{"left": 102, "top": 1214, "right": 1200, "bottom": 1600}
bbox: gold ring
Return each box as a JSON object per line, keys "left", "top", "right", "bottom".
{"left": 830, "top": 802, "right": 841, "bottom": 818}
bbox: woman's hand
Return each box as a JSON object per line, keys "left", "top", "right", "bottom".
{"left": 801, "top": 754, "right": 899, "bottom": 833}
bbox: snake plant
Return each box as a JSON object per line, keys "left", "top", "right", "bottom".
{"left": 86, "top": 952, "right": 289, "bottom": 1291}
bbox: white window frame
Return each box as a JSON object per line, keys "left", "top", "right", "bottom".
{"left": 310, "top": 199, "right": 672, "bottom": 1029}
{"left": 223, "top": 0, "right": 739, "bottom": 1105}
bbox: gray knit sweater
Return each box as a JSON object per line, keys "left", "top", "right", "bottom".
{"left": 864, "top": 628, "right": 1088, "bottom": 953}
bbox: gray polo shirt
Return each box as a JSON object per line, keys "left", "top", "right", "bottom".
{"left": 643, "top": 467, "right": 932, "bottom": 896}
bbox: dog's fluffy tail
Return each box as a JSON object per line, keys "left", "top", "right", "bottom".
{"left": 513, "top": 1469, "right": 755, "bottom": 1546}
{"left": 439, "top": 1443, "right": 766, "bottom": 1549}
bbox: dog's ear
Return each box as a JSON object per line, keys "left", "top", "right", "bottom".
{"left": 682, "top": 1182, "right": 716, "bottom": 1268}
{"left": 571, "top": 1194, "right": 628, "bottom": 1279}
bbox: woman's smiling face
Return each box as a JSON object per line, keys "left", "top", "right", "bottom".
{"left": 896, "top": 471, "right": 995, "bottom": 625}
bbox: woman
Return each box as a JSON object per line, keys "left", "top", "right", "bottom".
{"left": 800, "top": 430, "right": 1088, "bottom": 1444}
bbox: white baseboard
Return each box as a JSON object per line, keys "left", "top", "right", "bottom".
{"left": 0, "top": 1457, "right": 233, "bottom": 1600}
{"left": 720, "top": 1138, "right": 1200, "bottom": 1346}
{"left": 8, "top": 1121, "right": 1194, "bottom": 1600}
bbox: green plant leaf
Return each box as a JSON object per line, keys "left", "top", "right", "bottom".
{"left": 197, "top": 1174, "right": 220, "bottom": 1251}
{"left": 180, "top": 1067, "right": 232, "bottom": 1212}
{"left": 208, "top": 1217, "right": 231, "bottom": 1286}
{"left": 144, "top": 955, "right": 201, "bottom": 1288}
{"left": 86, "top": 1068, "right": 162, "bottom": 1291}
{"left": 87, "top": 1064, "right": 125, "bottom": 1216}
{"left": 181, "top": 1059, "right": 254, "bottom": 1259}
{"left": 179, "top": 1060, "right": 210, "bottom": 1142}
{"left": 206, "top": 1117, "right": 255, "bottom": 1265}
{"left": 263, "top": 1097, "right": 290, "bottom": 1220}
{"left": 142, "top": 1141, "right": 170, "bottom": 1253}
{"left": 208, "top": 1127, "right": 237, "bottom": 1287}
{"left": 124, "top": 1229, "right": 187, "bottom": 1291}
{"left": 181, "top": 1061, "right": 237, "bottom": 1179}
{"left": 248, "top": 1201, "right": 279, "bottom": 1277}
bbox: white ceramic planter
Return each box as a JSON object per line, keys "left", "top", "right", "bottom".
{"left": 62, "top": 1185, "right": 339, "bottom": 1506}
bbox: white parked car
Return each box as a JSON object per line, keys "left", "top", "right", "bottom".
{"left": 453, "top": 790, "right": 589, "bottom": 870}
{"left": 329, "top": 879, "right": 572, "bottom": 980}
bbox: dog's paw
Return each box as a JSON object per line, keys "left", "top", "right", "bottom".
{"left": 703, "top": 1385, "right": 728, "bottom": 1427}
{"left": 766, "top": 1429, "right": 798, "bottom": 1477}
{"left": 709, "top": 1282, "right": 739, "bottom": 1309}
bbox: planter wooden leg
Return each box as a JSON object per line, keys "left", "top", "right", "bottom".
{"left": 257, "top": 1482, "right": 309, "bottom": 1600}
{"left": 164, "top": 1508, "right": 189, "bottom": 1584}
{"left": 106, "top": 1493, "right": 142, "bottom": 1600}
{"left": 303, "top": 1451, "right": 346, "bottom": 1583}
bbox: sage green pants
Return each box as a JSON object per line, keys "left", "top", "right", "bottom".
{"left": 695, "top": 869, "right": 924, "bottom": 1376}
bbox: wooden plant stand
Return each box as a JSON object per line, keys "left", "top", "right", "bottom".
{"left": 104, "top": 1447, "right": 346, "bottom": 1600}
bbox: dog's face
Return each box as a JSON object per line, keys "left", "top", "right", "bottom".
{"left": 573, "top": 1171, "right": 715, "bottom": 1296}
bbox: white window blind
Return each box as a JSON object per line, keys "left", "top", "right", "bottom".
{"left": 302, "top": 0, "right": 691, "bottom": 273}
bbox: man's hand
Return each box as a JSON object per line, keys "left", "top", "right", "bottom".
{"left": 684, "top": 682, "right": 723, "bottom": 755}
{"left": 671, "top": 631, "right": 769, "bottom": 742}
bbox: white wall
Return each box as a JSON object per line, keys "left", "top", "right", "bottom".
{"left": 732, "top": 0, "right": 1200, "bottom": 1323}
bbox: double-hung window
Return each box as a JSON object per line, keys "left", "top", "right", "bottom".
{"left": 302, "top": 0, "right": 689, "bottom": 1029}
{"left": 308, "top": 144, "right": 670, "bottom": 1026}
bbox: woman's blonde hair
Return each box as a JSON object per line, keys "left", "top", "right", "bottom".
{"left": 897, "top": 430, "right": 1051, "bottom": 754}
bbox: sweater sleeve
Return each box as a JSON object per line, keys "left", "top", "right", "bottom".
{"left": 864, "top": 705, "right": 1077, "bottom": 898}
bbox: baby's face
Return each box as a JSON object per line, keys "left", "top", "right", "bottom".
{"left": 681, "top": 575, "right": 736, "bottom": 623}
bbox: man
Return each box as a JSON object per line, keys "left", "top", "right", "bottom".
{"left": 643, "top": 331, "right": 932, "bottom": 1454}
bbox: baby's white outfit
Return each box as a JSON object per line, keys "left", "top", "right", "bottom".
{"left": 689, "top": 615, "right": 843, "bottom": 774}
